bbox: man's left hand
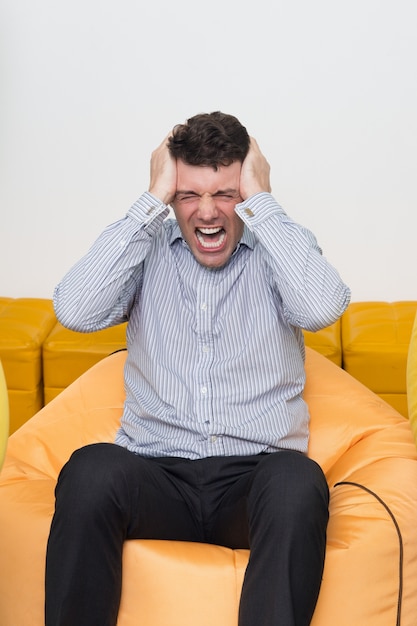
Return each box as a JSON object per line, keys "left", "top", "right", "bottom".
{"left": 239, "top": 138, "right": 272, "bottom": 200}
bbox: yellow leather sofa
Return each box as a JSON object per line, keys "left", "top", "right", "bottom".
{"left": 1, "top": 298, "right": 416, "bottom": 433}
{"left": 43, "top": 302, "right": 416, "bottom": 418}
{"left": 1, "top": 348, "right": 416, "bottom": 625}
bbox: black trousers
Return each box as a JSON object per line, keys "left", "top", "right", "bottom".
{"left": 45, "top": 443, "right": 329, "bottom": 626}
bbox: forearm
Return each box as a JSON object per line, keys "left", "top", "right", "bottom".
{"left": 236, "top": 193, "right": 351, "bottom": 331}
{"left": 54, "top": 193, "right": 169, "bottom": 332}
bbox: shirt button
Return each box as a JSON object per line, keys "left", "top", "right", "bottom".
{"left": 201, "top": 386, "right": 207, "bottom": 395}
{"left": 210, "top": 436, "right": 217, "bottom": 443}
{"left": 202, "top": 345, "right": 210, "bottom": 353}
{"left": 201, "top": 303, "right": 207, "bottom": 311}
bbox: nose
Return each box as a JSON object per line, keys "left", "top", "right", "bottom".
{"left": 198, "top": 194, "right": 218, "bottom": 222}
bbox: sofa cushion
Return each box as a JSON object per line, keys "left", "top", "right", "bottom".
{"left": 42, "top": 321, "right": 127, "bottom": 403}
{"left": 341, "top": 301, "right": 417, "bottom": 417}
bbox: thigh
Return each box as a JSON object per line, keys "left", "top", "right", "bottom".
{"left": 56, "top": 443, "right": 205, "bottom": 543}
{"left": 247, "top": 450, "right": 329, "bottom": 510}
{"left": 207, "top": 451, "right": 329, "bottom": 549}
{"left": 246, "top": 450, "right": 330, "bottom": 539}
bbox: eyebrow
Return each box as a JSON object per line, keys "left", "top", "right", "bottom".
{"left": 175, "top": 188, "right": 239, "bottom": 196}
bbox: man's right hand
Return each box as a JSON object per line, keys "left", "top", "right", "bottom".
{"left": 148, "top": 134, "right": 177, "bottom": 205}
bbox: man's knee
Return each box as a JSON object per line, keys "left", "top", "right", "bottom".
{"left": 249, "top": 451, "right": 329, "bottom": 519}
{"left": 55, "top": 443, "right": 133, "bottom": 512}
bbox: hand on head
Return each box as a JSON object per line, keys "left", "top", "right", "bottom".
{"left": 239, "top": 138, "right": 271, "bottom": 200}
{"left": 148, "top": 134, "right": 177, "bottom": 205}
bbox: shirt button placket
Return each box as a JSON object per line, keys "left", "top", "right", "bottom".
{"left": 196, "top": 276, "right": 215, "bottom": 438}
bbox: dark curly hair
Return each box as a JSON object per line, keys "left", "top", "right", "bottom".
{"left": 168, "top": 112, "right": 250, "bottom": 169}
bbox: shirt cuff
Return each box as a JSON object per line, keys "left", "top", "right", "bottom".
{"left": 235, "top": 192, "right": 286, "bottom": 228}
{"left": 127, "top": 192, "right": 170, "bottom": 234}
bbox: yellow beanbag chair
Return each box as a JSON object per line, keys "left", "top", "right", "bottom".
{"left": 1, "top": 348, "right": 417, "bottom": 625}
{"left": 407, "top": 312, "right": 417, "bottom": 445}
{"left": 0, "top": 361, "right": 9, "bottom": 472}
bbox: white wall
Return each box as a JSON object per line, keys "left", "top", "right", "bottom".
{"left": 1, "top": 0, "right": 416, "bottom": 302}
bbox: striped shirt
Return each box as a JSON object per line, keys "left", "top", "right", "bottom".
{"left": 54, "top": 191, "right": 350, "bottom": 459}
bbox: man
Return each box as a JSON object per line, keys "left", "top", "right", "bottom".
{"left": 46, "top": 111, "right": 350, "bottom": 625}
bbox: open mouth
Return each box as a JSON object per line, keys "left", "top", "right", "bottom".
{"left": 195, "top": 227, "right": 226, "bottom": 250}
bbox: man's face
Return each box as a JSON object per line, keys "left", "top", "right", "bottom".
{"left": 172, "top": 160, "right": 244, "bottom": 269}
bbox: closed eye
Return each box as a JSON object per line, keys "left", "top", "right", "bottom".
{"left": 213, "top": 191, "right": 240, "bottom": 200}
{"left": 175, "top": 193, "right": 199, "bottom": 202}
